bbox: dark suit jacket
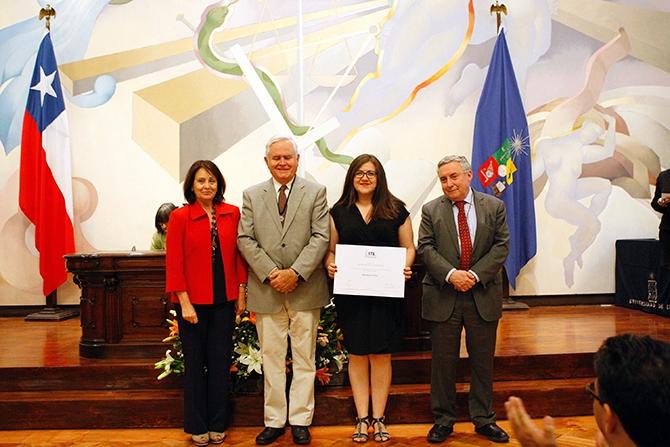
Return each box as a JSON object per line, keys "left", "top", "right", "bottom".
{"left": 237, "top": 176, "right": 330, "bottom": 313}
{"left": 652, "top": 169, "right": 670, "bottom": 232}
{"left": 418, "top": 190, "right": 509, "bottom": 322}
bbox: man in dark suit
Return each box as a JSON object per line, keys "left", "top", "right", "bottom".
{"left": 418, "top": 155, "right": 510, "bottom": 443}
{"left": 238, "top": 136, "right": 330, "bottom": 445}
{"left": 651, "top": 168, "right": 670, "bottom": 268}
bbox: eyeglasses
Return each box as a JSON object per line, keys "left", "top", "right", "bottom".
{"left": 585, "top": 382, "right": 605, "bottom": 405}
{"left": 354, "top": 170, "right": 377, "bottom": 179}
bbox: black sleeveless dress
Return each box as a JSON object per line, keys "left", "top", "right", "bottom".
{"left": 331, "top": 204, "right": 409, "bottom": 355}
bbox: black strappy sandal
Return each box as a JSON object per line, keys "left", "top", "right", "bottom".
{"left": 352, "top": 416, "right": 370, "bottom": 443}
{"left": 371, "top": 416, "right": 390, "bottom": 443}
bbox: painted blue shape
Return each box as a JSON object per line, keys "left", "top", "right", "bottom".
{"left": 1, "top": 0, "right": 117, "bottom": 154}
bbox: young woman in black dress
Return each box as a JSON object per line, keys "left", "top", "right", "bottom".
{"left": 324, "top": 154, "right": 415, "bottom": 442}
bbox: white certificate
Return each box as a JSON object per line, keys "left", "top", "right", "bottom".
{"left": 333, "top": 244, "right": 406, "bottom": 298}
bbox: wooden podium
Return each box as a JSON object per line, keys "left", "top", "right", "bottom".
{"left": 66, "top": 251, "right": 172, "bottom": 358}
{"left": 67, "top": 251, "right": 430, "bottom": 358}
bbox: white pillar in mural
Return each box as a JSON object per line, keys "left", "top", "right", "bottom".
{"left": 297, "top": 0, "right": 305, "bottom": 125}
{"left": 230, "top": 44, "right": 339, "bottom": 164}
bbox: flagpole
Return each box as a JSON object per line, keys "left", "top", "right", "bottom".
{"left": 487, "top": 1, "right": 529, "bottom": 311}
{"left": 25, "top": 4, "right": 79, "bottom": 322}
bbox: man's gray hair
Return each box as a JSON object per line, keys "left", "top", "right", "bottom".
{"left": 265, "top": 135, "right": 298, "bottom": 155}
{"left": 437, "top": 155, "right": 472, "bottom": 173}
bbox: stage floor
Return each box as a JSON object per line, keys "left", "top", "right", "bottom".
{"left": 0, "top": 417, "right": 599, "bottom": 447}
{"left": 1, "top": 304, "right": 669, "bottom": 368}
{"left": 2, "top": 304, "right": 669, "bottom": 432}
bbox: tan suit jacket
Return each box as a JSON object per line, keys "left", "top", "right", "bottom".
{"left": 237, "top": 176, "right": 330, "bottom": 313}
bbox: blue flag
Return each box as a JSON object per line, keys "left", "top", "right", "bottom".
{"left": 471, "top": 30, "right": 536, "bottom": 289}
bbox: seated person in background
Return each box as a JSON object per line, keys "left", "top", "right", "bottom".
{"left": 151, "top": 203, "right": 177, "bottom": 250}
{"left": 505, "top": 334, "right": 670, "bottom": 447}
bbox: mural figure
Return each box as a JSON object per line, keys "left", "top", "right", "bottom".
{"left": 534, "top": 115, "right": 616, "bottom": 286}
{"left": 532, "top": 27, "right": 630, "bottom": 287}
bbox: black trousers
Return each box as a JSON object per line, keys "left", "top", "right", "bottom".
{"left": 429, "top": 293, "right": 499, "bottom": 428}
{"left": 178, "top": 301, "right": 235, "bottom": 434}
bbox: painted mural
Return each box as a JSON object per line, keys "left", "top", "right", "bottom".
{"left": 1, "top": 0, "right": 668, "bottom": 304}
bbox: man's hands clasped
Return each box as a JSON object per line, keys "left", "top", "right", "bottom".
{"left": 269, "top": 268, "right": 299, "bottom": 293}
{"left": 450, "top": 269, "right": 477, "bottom": 292}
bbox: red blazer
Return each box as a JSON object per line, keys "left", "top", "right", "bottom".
{"left": 166, "top": 202, "right": 248, "bottom": 304}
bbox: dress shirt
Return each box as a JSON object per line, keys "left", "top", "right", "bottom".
{"left": 272, "top": 176, "right": 295, "bottom": 202}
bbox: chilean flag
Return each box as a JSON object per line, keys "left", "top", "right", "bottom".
{"left": 19, "top": 33, "right": 75, "bottom": 296}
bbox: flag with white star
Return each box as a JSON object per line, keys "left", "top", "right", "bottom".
{"left": 471, "top": 29, "right": 537, "bottom": 289}
{"left": 19, "top": 32, "right": 75, "bottom": 296}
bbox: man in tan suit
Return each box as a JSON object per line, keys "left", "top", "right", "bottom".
{"left": 238, "top": 136, "right": 330, "bottom": 445}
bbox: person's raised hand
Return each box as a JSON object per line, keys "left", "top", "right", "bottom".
{"left": 504, "top": 396, "right": 557, "bottom": 447}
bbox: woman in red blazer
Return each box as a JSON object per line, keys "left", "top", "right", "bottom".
{"left": 166, "top": 160, "right": 248, "bottom": 446}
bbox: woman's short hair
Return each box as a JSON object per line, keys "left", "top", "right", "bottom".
{"left": 154, "top": 203, "right": 177, "bottom": 233}
{"left": 183, "top": 160, "right": 226, "bottom": 204}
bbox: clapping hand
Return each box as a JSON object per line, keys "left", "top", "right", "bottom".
{"left": 505, "top": 396, "right": 557, "bottom": 447}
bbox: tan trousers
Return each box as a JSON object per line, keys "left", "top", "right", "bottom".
{"left": 256, "top": 300, "right": 320, "bottom": 427}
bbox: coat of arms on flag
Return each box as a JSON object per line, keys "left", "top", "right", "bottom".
{"left": 477, "top": 129, "right": 529, "bottom": 196}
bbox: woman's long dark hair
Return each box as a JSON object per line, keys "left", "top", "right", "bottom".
{"left": 333, "top": 154, "right": 404, "bottom": 220}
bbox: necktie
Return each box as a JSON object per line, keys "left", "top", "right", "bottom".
{"left": 278, "top": 185, "right": 288, "bottom": 221}
{"left": 455, "top": 201, "right": 472, "bottom": 270}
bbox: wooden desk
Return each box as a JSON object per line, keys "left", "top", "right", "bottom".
{"left": 66, "top": 252, "right": 171, "bottom": 358}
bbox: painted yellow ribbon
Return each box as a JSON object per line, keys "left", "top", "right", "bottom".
{"left": 338, "top": 0, "right": 475, "bottom": 152}
{"left": 343, "top": 0, "right": 398, "bottom": 113}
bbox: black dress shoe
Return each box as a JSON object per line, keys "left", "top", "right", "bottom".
{"left": 427, "top": 424, "right": 453, "bottom": 443}
{"left": 256, "top": 426, "right": 286, "bottom": 445}
{"left": 291, "top": 425, "right": 311, "bottom": 445}
{"left": 475, "top": 423, "right": 509, "bottom": 443}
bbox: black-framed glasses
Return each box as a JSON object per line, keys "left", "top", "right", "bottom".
{"left": 354, "top": 170, "right": 377, "bottom": 179}
{"left": 585, "top": 382, "right": 605, "bottom": 405}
